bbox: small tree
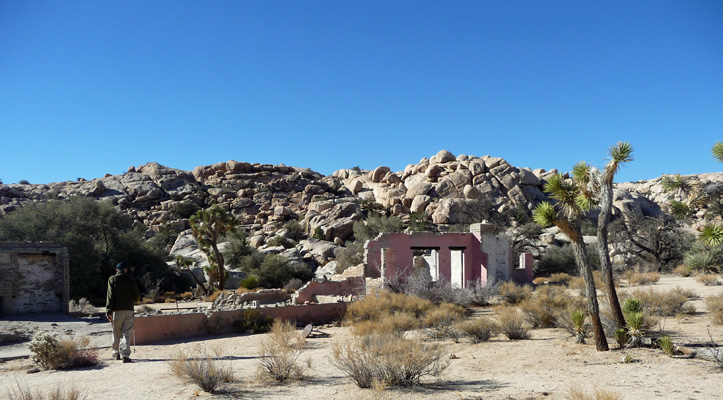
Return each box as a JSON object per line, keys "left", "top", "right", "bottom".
{"left": 190, "top": 205, "right": 238, "bottom": 292}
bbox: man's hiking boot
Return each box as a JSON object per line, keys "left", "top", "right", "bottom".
{"left": 122, "top": 357, "right": 132, "bottom": 363}
{"left": 114, "top": 354, "right": 120, "bottom": 361}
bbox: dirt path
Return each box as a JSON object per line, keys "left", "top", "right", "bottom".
{"left": 2, "top": 276, "right": 722, "bottom": 400}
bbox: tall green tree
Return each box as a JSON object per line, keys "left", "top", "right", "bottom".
{"left": 573, "top": 142, "right": 632, "bottom": 329}
{"left": 533, "top": 174, "right": 609, "bottom": 351}
{"left": 189, "top": 205, "right": 238, "bottom": 292}
{"left": 0, "top": 197, "right": 170, "bottom": 302}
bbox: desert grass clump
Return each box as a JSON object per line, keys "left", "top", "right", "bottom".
{"left": 351, "top": 312, "right": 419, "bottom": 337}
{"left": 168, "top": 347, "right": 234, "bottom": 393}
{"left": 498, "top": 281, "right": 532, "bottom": 304}
{"left": 569, "top": 271, "right": 606, "bottom": 297}
{"left": 626, "top": 272, "right": 661, "bottom": 286}
{"left": 658, "top": 336, "right": 675, "bottom": 356}
{"left": 467, "top": 280, "right": 499, "bottom": 306}
{"left": 26, "top": 333, "right": 99, "bottom": 370}
{"left": 422, "top": 303, "right": 466, "bottom": 340}
{"left": 452, "top": 317, "right": 497, "bottom": 343}
{"left": 402, "top": 275, "right": 472, "bottom": 307}
{"left": 705, "top": 292, "right": 723, "bottom": 325}
{"left": 627, "top": 288, "right": 695, "bottom": 317}
{"left": 6, "top": 382, "right": 87, "bottom": 400}
{"left": 258, "top": 319, "right": 306, "bottom": 382}
{"left": 696, "top": 274, "right": 721, "bottom": 286}
{"left": 331, "top": 333, "right": 448, "bottom": 388}
{"left": 496, "top": 306, "right": 530, "bottom": 340}
{"left": 345, "top": 290, "right": 434, "bottom": 325}
{"left": 567, "top": 384, "right": 622, "bottom": 400}
{"left": 69, "top": 298, "right": 95, "bottom": 314}
{"left": 519, "top": 285, "right": 579, "bottom": 328}
{"left": 673, "top": 264, "right": 692, "bottom": 277}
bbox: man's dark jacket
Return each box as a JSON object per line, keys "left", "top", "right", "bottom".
{"left": 106, "top": 271, "right": 140, "bottom": 313}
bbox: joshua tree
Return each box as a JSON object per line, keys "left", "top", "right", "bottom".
{"left": 190, "top": 205, "right": 238, "bottom": 292}
{"left": 713, "top": 141, "right": 723, "bottom": 163}
{"left": 572, "top": 142, "right": 632, "bottom": 329}
{"left": 533, "top": 174, "right": 609, "bottom": 351}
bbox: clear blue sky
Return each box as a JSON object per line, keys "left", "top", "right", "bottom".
{"left": 1, "top": 1, "right": 721, "bottom": 185}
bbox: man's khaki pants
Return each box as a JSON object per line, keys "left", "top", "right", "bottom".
{"left": 111, "top": 310, "right": 134, "bottom": 358}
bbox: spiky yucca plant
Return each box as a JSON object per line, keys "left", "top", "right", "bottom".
{"left": 571, "top": 310, "right": 587, "bottom": 344}
{"left": 701, "top": 224, "right": 723, "bottom": 247}
{"left": 713, "top": 141, "right": 723, "bottom": 163}
{"left": 658, "top": 336, "right": 675, "bottom": 357}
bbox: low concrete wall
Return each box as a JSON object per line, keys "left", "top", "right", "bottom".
{"left": 134, "top": 302, "right": 347, "bottom": 345}
{"left": 294, "top": 276, "right": 365, "bottom": 304}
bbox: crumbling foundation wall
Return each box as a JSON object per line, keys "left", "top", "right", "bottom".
{"left": 0, "top": 242, "right": 69, "bottom": 315}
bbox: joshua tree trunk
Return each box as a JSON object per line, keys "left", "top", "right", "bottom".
{"left": 212, "top": 243, "right": 225, "bottom": 290}
{"left": 558, "top": 220, "right": 609, "bottom": 351}
{"left": 571, "top": 237, "right": 609, "bottom": 351}
{"left": 597, "top": 184, "right": 626, "bottom": 329}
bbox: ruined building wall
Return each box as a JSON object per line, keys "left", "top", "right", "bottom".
{"left": 0, "top": 242, "right": 69, "bottom": 315}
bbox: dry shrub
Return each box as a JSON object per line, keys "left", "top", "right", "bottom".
{"left": 627, "top": 272, "right": 661, "bottom": 286}
{"left": 351, "top": 312, "right": 419, "bottom": 337}
{"left": 452, "top": 317, "right": 497, "bottom": 343}
{"left": 165, "top": 298, "right": 177, "bottom": 303}
{"left": 673, "top": 264, "right": 692, "bottom": 277}
{"left": 519, "top": 285, "right": 580, "bottom": 328}
{"left": 548, "top": 273, "right": 574, "bottom": 285}
{"left": 26, "top": 333, "right": 99, "bottom": 370}
{"left": 6, "top": 382, "right": 87, "bottom": 400}
{"left": 422, "top": 303, "right": 466, "bottom": 340}
{"left": 626, "top": 288, "right": 695, "bottom": 317}
{"left": 567, "top": 384, "right": 622, "bottom": 400}
{"left": 696, "top": 274, "right": 721, "bottom": 286}
{"left": 706, "top": 293, "right": 723, "bottom": 325}
{"left": 498, "top": 281, "right": 533, "bottom": 304}
{"left": 204, "top": 290, "right": 230, "bottom": 303}
{"left": 179, "top": 291, "right": 194, "bottom": 299}
{"left": 496, "top": 306, "right": 530, "bottom": 340}
{"left": 331, "top": 333, "right": 448, "bottom": 388}
{"left": 569, "top": 271, "right": 606, "bottom": 296}
{"left": 258, "top": 319, "right": 306, "bottom": 382}
{"left": 168, "top": 346, "right": 234, "bottom": 393}
{"left": 467, "top": 280, "right": 499, "bottom": 306}
{"left": 345, "top": 290, "right": 434, "bottom": 324}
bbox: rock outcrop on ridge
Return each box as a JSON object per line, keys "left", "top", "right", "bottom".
{"left": 1, "top": 150, "right": 721, "bottom": 275}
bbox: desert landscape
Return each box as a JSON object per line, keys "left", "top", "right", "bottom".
{"left": 2, "top": 275, "right": 722, "bottom": 400}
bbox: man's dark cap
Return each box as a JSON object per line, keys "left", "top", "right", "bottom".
{"left": 116, "top": 262, "right": 127, "bottom": 270}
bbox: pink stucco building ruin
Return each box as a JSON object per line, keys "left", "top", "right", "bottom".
{"left": 364, "top": 222, "right": 533, "bottom": 287}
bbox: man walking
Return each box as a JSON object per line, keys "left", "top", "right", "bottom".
{"left": 106, "top": 262, "right": 140, "bottom": 363}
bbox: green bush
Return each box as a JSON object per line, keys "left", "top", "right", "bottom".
{"left": 267, "top": 236, "right": 294, "bottom": 248}
{"left": 535, "top": 244, "right": 600, "bottom": 277}
{"left": 0, "top": 197, "right": 175, "bottom": 302}
{"left": 240, "top": 275, "right": 260, "bottom": 290}
{"left": 283, "top": 220, "right": 305, "bottom": 241}
{"left": 232, "top": 309, "right": 275, "bottom": 333}
{"left": 353, "top": 214, "right": 404, "bottom": 242}
{"left": 26, "top": 333, "right": 99, "bottom": 370}
{"left": 169, "top": 201, "right": 201, "bottom": 219}
{"left": 241, "top": 254, "right": 313, "bottom": 289}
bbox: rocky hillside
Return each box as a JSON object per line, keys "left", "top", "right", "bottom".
{"left": 2, "top": 150, "right": 721, "bottom": 268}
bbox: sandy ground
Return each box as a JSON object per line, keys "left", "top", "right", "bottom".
{"left": 2, "top": 275, "right": 723, "bottom": 400}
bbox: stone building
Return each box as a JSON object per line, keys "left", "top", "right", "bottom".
{"left": 0, "top": 242, "right": 69, "bottom": 315}
{"left": 364, "top": 222, "right": 533, "bottom": 287}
